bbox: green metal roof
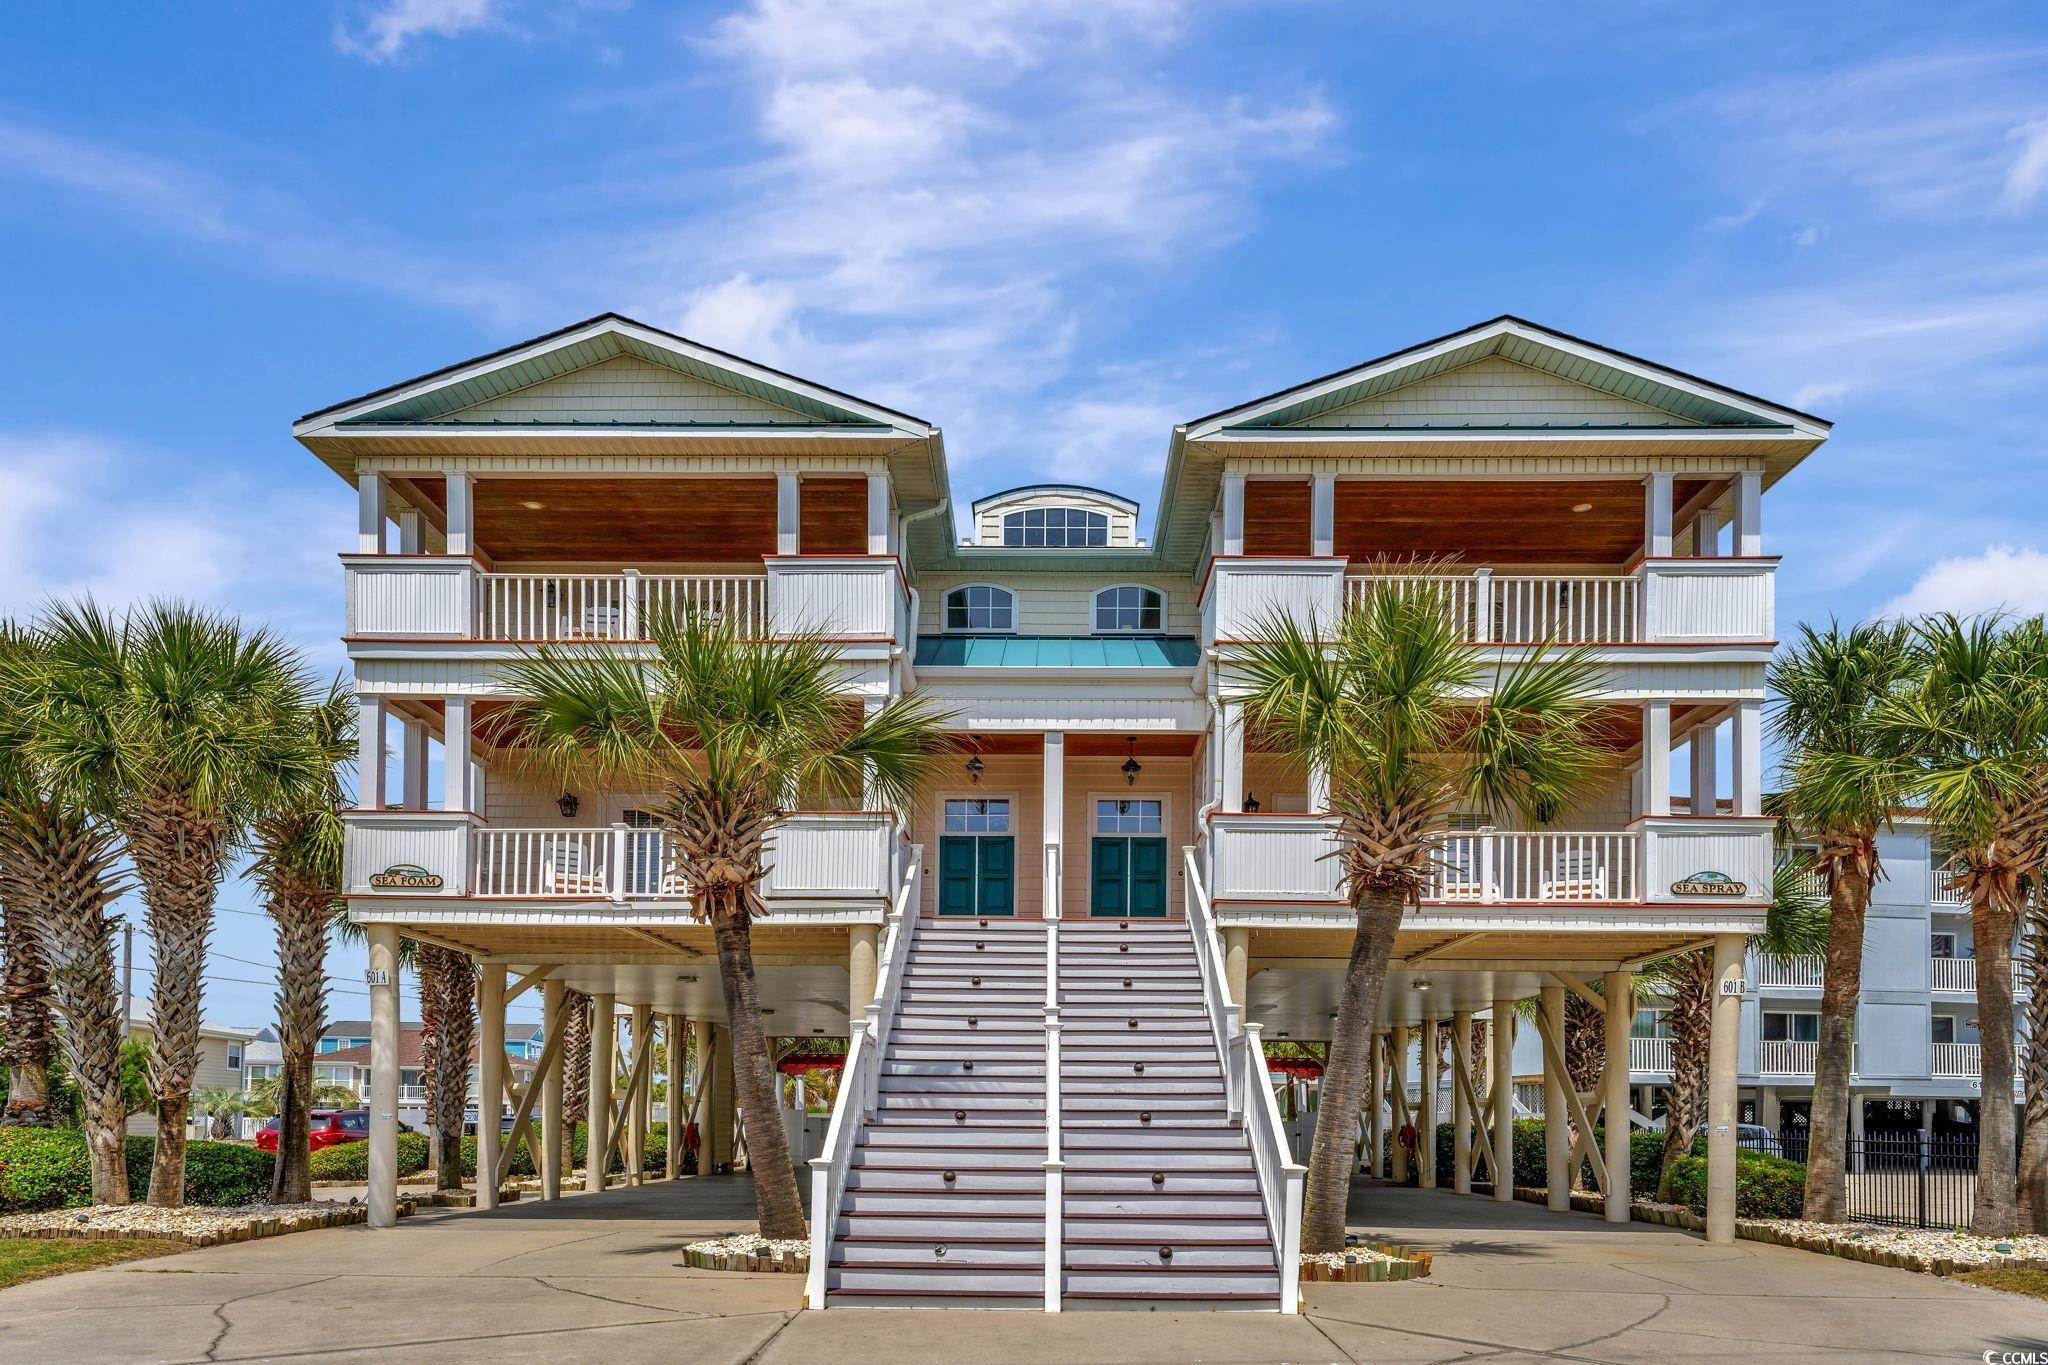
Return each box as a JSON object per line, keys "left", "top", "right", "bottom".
{"left": 914, "top": 634, "right": 1200, "bottom": 668}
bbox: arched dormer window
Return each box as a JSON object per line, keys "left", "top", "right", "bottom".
{"left": 1004, "top": 506, "right": 1107, "bottom": 548}
{"left": 1094, "top": 585, "right": 1163, "bottom": 632}
{"left": 945, "top": 585, "right": 1015, "bottom": 633}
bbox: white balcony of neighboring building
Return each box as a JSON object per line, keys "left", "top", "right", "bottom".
{"left": 1754, "top": 953, "right": 1824, "bottom": 990}
{"left": 1629, "top": 1036, "right": 1674, "bottom": 1076}
{"left": 1758, "top": 1039, "right": 1820, "bottom": 1076}
{"left": 1933, "top": 1042, "right": 1982, "bottom": 1078}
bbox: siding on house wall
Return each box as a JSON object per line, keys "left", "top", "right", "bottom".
{"left": 433, "top": 355, "right": 814, "bottom": 424}
{"left": 125, "top": 1035, "right": 247, "bottom": 1136}
{"left": 917, "top": 574, "right": 1198, "bottom": 636}
{"left": 1300, "top": 357, "right": 1694, "bottom": 428}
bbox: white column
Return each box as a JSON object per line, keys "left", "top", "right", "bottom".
{"left": 1042, "top": 732, "right": 1065, "bottom": 920}
{"left": 1641, "top": 700, "right": 1672, "bottom": 818}
{"left": 866, "top": 473, "right": 890, "bottom": 555}
{"left": 444, "top": 472, "right": 475, "bottom": 557}
{"left": 1732, "top": 471, "right": 1763, "bottom": 556}
{"left": 1419, "top": 1009, "right": 1439, "bottom": 1189}
{"left": 1452, "top": 1009, "right": 1473, "bottom": 1195}
{"left": 1643, "top": 472, "right": 1674, "bottom": 558}
{"left": 540, "top": 978, "right": 565, "bottom": 1201}
{"left": 629, "top": 1004, "right": 651, "bottom": 1184}
{"left": 1542, "top": 983, "right": 1568, "bottom": 1211}
{"left": 848, "top": 927, "right": 879, "bottom": 1013}
{"left": 477, "top": 966, "right": 506, "bottom": 1208}
{"left": 1219, "top": 701, "right": 1246, "bottom": 817}
{"left": 357, "top": 698, "right": 387, "bottom": 810}
{"left": 1604, "top": 971, "right": 1631, "bottom": 1223}
{"left": 1310, "top": 475, "right": 1335, "bottom": 557}
{"left": 367, "top": 924, "right": 401, "bottom": 1227}
{"left": 1223, "top": 927, "right": 1249, "bottom": 1008}
{"left": 1731, "top": 699, "right": 1763, "bottom": 818}
{"left": 1689, "top": 717, "right": 1719, "bottom": 815}
{"left": 1687, "top": 507, "right": 1719, "bottom": 558}
{"left": 1366, "top": 1033, "right": 1384, "bottom": 1178}
{"left": 400, "top": 720, "right": 428, "bottom": 810}
{"left": 1491, "top": 1006, "right": 1514, "bottom": 1202}
{"left": 776, "top": 474, "right": 801, "bottom": 554}
{"left": 586, "top": 993, "right": 614, "bottom": 1193}
{"left": 666, "top": 1014, "right": 687, "bottom": 1180}
{"left": 1220, "top": 473, "right": 1246, "bottom": 556}
{"left": 444, "top": 695, "right": 473, "bottom": 812}
{"left": 396, "top": 507, "right": 424, "bottom": 554}
{"left": 358, "top": 472, "right": 387, "bottom": 553}
{"left": 1706, "top": 933, "right": 1743, "bottom": 1242}
{"left": 1388, "top": 1026, "right": 1410, "bottom": 1183}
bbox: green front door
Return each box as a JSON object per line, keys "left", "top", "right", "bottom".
{"left": 939, "top": 798, "right": 1016, "bottom": 915}
{"left": 1091, "top": 836, "right": 1168, "bottom": 916}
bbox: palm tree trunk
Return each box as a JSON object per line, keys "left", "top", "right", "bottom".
{"left": 1, "top": 874, "right": 55, "bottom": 1127}
{"left": 127, "top": 796, "right": 233, "bottom": 1207}
{"left": 1971, "top": 887, "right": 2022, "bottom": 1236}
{"left": 1802, "top": 858, "right": 1871, "bottom": 1222}
{"left": 0, "top": 802, "right": 128, "bottom": 1203}
{"left": 2019, "top": 889, "right": 2048, "bottom": 1231}
{"left": 418, "top": 944, "right": 476, "bottom": 1192}
{"left": 562, "top": 991, "right": 591, "bottom": 1129}
{"left": 267, "top": 879, "right": 330, "bottom": 1204}
{"left": 1302, "top": 887, "right": 1405, "bottom": 1254}
{"left": 1563, "top": 993, "right": 1603, "bottom": 1182}
{"left": 708, "top": 900, "right": 806, "bottom": 1239}
{"left": 1657, "top": 953, "right": 1712, "bottom": 1201}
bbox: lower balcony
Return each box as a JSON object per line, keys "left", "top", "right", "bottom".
{"left": 1933, "top": 1042, "right": 1982, "bottom": 1078}
{"left": 1205, "top": 814, "right": 1773, "bottom": 918}
{"left": 344, "top": 809, "right": 899, "bottom": 912}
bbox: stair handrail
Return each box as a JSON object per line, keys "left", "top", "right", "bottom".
{"left": 1043, "top": 906, "right": 1063, "bottom": 1311}
{"left": 805, "top": 844, "right": 923, "bottom": 1309}
{"left": 1184, "top": 846, "right": 1304, "bottom": 1314}
{"left": 1182, "top": 846, "right": 1244, "bottom": 1122}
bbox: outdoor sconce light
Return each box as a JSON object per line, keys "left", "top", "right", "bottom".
{"left": 556, "top": 792, "right": 580, "bottom": 819}
{"left": 1121, "top": 735, "right": 1142, "bottom": 786}
{"left": 1242, "top": 791, "right": 1260, "bottom": 813}
{"left": 965, "top": 751, "right": 986, "bottom": 784}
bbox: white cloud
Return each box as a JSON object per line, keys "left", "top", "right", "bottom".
{"left": 337, "top": 0, "right": 501, "bottom": 62}
{"left": 2004, "top": 118, "right": 2048, "bottom": 210}
{"left": 1877, "top": 545, "right": 2048, "bottom": 620}
{"left": 0, "top": 433, "right": 351, "bottom": 669}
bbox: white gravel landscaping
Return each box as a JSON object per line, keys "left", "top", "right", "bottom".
{"left": 680, "top": 1233, "right": 810, "bottom": 1272}
{"left": 1761, "top": 1220, "right": 2048, "bottom": 1269}
{"left": 0, "top": 1201, "right": 376, "bottom": 1245}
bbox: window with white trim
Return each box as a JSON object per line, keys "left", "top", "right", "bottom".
{"left": 1095, "top": 798, "right": 1163, "bottom": 835}
{"left": 226, "top": 1044, "right": 243, "bottom": 1071}
{"left": 944, "top": 585, "right": 1014, "bottom": 632}
{"left": 1004, "top": 507, "right": 1107, "bottom": 547}
{"left": 1761, "top": 1011, "right": 1820, "bottom": 1043}
{"left": 1093, "top": 585, "right": 1162, "bottom": 632}
{"left": 944, "top": 798, "right": 1012, "bottom": 833}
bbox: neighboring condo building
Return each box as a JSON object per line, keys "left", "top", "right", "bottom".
{"left": 299, "top": 312, "right": 1828, "bottom": 1309}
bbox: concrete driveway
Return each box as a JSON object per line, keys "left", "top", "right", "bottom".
{"left": 0, "top": 1176, "right": 2042, "bottom": 1362}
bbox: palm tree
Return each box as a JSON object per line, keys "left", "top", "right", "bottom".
{"left": 246, "top": 680, "right": 352, "bottom": 1203}
{"left": 2020, "top": 879, "right": 2048, "bottom": 1225}
{"left": 22, "top": 600, "right": 318, "bottom": 1205}
{"left": 1768, "top": 619, "right": 1918, "bottom": 1221}
{"left": 0, "top": 623, "right": 131, "bottom": 1201}
{"left": 1233, "top": 585, "right": 1607, "bottom": 1253}
{"left": 1863, "top": 614, "right": 2048, "bottom": 1236}
{"left": 417, "top": 944, "right": 477, "bottom": 1191}
{"left": 192, "top": 1086, "right": 247, "bottom": 1141}
{"left": 562, "top": 989, "right": 591, "bottom": 1130}
{"left": 496, "top": 611, "right": 955, "bottom": 1239}
{"left": 1, "top": 864, "right": 55, "bottom": 1128}
{"left": 1642, "top": 860, "right": 1828, "bottom": 1198}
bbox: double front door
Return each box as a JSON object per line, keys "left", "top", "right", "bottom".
{"left": 939, "top": 798, "right": 1014, "bottom": 915}
{"left": 1090, "top": 798, "right": 1167, "bottom": 917}
{"left": 935, "top": 795, "right": 1170, "bottom": 917}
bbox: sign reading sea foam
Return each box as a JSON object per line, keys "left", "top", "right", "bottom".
{"left": 1670, "top": 870, "right": 1747, "bottom": 897}
{"left": 368, "top": 863, "right": 444, "bottom": 890}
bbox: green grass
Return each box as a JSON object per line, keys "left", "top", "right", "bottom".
{"left": 0, "top": 1237, "right": 187, "bottom": 1291}
{"left": 1957, "top": 1266, "right": 2048, "bottom": 1301}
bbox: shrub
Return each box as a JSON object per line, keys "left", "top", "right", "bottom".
{"left": 308, "top": 1132, "right": 430, "bottom": 1182}
{"left": 0, "top": 1130, "right": 274, "bottom": 1211}
{"left": 1665, "top": 1150, "right": 1806, "bottom": 1219}
{"left": 1425, "top": 1120, "right": 1665, "bottom": 1199}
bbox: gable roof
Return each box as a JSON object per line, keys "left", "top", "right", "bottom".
{"left": 295, "top": 313, "right": 931, "bottom": 433}
{"left": 1185, "top": 315, "right": 1832, "bottom": 436}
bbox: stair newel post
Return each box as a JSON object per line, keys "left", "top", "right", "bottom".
{"left": 1043, "top": 917, "right": 1063, "bottom": 1312}
{"left": 860, "top": 1004, "right": 882, "bottom": 1118}
{"left": 1225, "top": 1002, "right": 1246, "bottom": 1126}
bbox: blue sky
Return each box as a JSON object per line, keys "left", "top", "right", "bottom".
{"left": 3, "top": 1, "right": 2046, "bottom": 1031}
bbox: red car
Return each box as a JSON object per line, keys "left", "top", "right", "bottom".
{"left": 255, "top": 1109, "right": 371, "bottom": 1153}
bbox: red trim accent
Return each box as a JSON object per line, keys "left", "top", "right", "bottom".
{"left": 1625, "top": 812, "right": 1768, "bottom": 827}
{"left": 342, "top": 808, "right": 485, "bottom": 820}
{"left": 1268, "top": 1058, "right": 1324, "bottom": 1077}
{"left": 341, "top": 634, "right": 895, "bottom": 645}
{"left": 779, "top": 1053, "right": 846, "bottom": 1073}
{"left": 1212, "top": 637, "right": 1777, "bottom": 649}
{"left": 340, "top": 552, "right": 491, "bottom": 566}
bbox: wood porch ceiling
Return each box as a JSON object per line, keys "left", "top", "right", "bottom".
{"left": 1313, "top": 478, "right": 1715, "bottom": 563}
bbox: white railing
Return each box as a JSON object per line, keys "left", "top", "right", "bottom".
{"left": 472, "top": 828, "right": 619, "bottom": 898}
{"left": 476, "top": 570, "right": 767, "bottom": 642}
{"left": 1185, "top": 848, "right": 1302, "bottom": 1313}
{"left": 1043, "top": 915, "right": 1062, "bottom": 1312}
{"left": 1425, "top": 831, "right": 1639, "bottom": 903}
{"left": 1629, "top": 1036, "right": 1674, "bottom": 1075}
{"left": 806, "top": 847, "right": 922, "bottom": 1310}
{"left": 1932, "top": 957, "right": 1976, "bottom": 992}
{"left": 468, "top": 814, "right": 893, "bottom": 902}
{"left": 1933, "top": 864, "right": 1969, "bottom": 907}
{"left": 1756, "top": 954, "right": 1824, "bottom": 989}
{"left": 1797, "top": 871, "right": 1826, "bottom": 902}
{"left": 1344, "top": 571, "right": 1639, "bottom": 644}
{"left": 1933, "top": 1042, "right": 1981, "bottom": 1078}
{"left": 1759, "top": 1040, "right": 1818, "bottom": 1075}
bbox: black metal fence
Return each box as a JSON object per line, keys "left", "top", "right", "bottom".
{"left": 1738, "top": 1130, "right": 1979, "bottom": 1229}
